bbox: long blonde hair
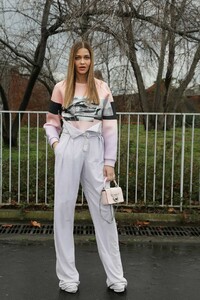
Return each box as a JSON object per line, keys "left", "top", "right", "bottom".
{"left": 64, "top": 41, "right": 100, "bottom": 108}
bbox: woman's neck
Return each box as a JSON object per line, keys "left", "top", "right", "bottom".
{"left": 75, "top": 74, "right": 87, "bottom": 84}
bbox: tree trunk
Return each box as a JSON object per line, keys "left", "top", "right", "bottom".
{"left": 11, "top": 65, "right": 44, "bottom": 145}
{"left": 0, "top": 83, "right": 12, "bottom": 145}
{"left": 171, "top": 43, "right": 200, "bottom": 113}
{"left": 153, "top": 1, "right": 169, "bottom": 113}
{"left": 122, "top": 17, "right": 149, "bottom": 113}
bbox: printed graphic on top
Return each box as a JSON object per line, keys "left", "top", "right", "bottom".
{"left": 62, "top": 98, "right": 103, "bottom": 122}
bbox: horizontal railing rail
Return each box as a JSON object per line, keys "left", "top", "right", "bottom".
{"left": 1, "top": 110, "right": 200, "bottom": 211}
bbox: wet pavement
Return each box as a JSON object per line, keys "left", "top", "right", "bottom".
{"left": 0, "top": 239, "right": 200, "bottom": 300}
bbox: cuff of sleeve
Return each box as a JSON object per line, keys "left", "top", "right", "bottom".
{"left": 50, "top": 137, "right": 59, "bottom": 147}
{"left": 104, "top": 159, "right": 115, "bottom": 167}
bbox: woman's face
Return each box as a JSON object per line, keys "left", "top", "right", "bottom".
{"left": 74, "top": 48, "right": 91, "bottom": 77}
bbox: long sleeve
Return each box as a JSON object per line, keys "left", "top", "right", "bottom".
{"left": 101, "top": 82, "right": 118, "bottom": 167}
{"left": 43, "top": 82, "right": 64, "bottom": 147}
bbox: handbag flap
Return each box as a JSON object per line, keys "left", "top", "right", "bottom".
{"left": 105, "top": 187, "right": 124, "bottom": 204}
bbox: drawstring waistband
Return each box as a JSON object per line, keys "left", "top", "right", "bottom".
{"left": 61, "top": 121, "right": 103, "bottom": 152}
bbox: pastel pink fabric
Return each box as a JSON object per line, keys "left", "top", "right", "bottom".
{"left": 44, "top": 79, "right": 118, "bottom": 167}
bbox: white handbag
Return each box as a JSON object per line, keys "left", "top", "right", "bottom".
{"left": 101, "top": 180, "right": 124, "bottom": 205}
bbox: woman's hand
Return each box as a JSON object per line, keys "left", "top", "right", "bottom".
{"left": 103, "top": 165, "right": 115, "bottom": 182}
{"left": 52, "top": 141, "right": 59, "bottom": 150}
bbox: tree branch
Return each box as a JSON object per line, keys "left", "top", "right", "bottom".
{"left": 83, "top": 7, "right": 200, "bottom": 42}
{"left": 0, "top": 38, "right": 35, "bottom": 65}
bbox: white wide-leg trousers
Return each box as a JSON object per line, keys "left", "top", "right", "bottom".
{"left": 54, "top": 122, "right": 127, "bottom": 289}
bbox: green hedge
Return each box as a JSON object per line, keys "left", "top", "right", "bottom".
{"left": 1, "top": 124, "right": 200, "bottom": 207}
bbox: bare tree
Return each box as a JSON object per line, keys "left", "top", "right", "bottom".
{"left": 0, "top": 0, "right": 70, "bottom": 145}
{"left": 96, "top": 0, "right": 200, "bottom": 129}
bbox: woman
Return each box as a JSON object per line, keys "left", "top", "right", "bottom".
{"left": 44, "top": 41, "right": 127, "bottom": 294}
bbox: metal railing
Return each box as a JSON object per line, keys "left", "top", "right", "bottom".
{"left": 1, "top": 111, "right": 200, "bottom": 211}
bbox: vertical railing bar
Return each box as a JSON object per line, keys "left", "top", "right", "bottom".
{"left": 198, "top": 115, "right": 200, "bottom": 204}
{"left": 153, "top": 114, "right": 158, "bottom": 203}
{"left": 199, "top": 115, "right": 200, "bottom": 203}
{"left": 162, "top": 115, "right": 167, "bottom": 206}
{"left": 18, "top": 113, "right": 21, "bottom": 204}
{"left": 126, "top": 114, "right": 130, "bottom": 204}
{"left": 144, "top": 114, "right": 149, "bottom": 203}
{"left": 117, "top": 114, "right": 122, "bottom": 185}
{"left": 27, "top": 113, "right": 30, "bottom": 204}
{"left": 44, "top": 135, "right": 48, "bottom": 205}
{"left": 199, "top": 172, "right": 200, "bottom": 203}
{"left": 135, "top": 115, "right": 140, "bottom": 204}
{"left": 35, "top": 113, "right": 39, "bottom": 204}
{"left": 189, "top": 115, "right": 195, "bottom": 205}
{"left": 8, "top": 112, "right": 12, "bottom": 203}
{"left": 170, "top": 115, "right": 176, "bottom": 206}
{"left": 180, "top": 114, "right": 186, "bottom": 212}
{"left": 0, "top": 112, "right": 2, "bottom": 203}
{"left": 81, "top": 189, "right": 84, "bottom": 205}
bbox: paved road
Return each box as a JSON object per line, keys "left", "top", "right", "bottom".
{"left": 0, "top": 239, "right": 199, "bottom": 300}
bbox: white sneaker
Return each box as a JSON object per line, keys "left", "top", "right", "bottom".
{"left": 109, "top": 283, "right": 127, "bottom": 293}
{"left": 60, "top": 283, "right": 78, "bottom": 293}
